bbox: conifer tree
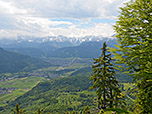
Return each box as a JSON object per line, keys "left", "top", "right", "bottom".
{"left": 64, "top": 110, "right": 69, "bottom": 114}
{"left": 37, "top": 108, "right": 43, "bottom": 114}
{"left": 112, "top": 0, "right": 152, "bottom": 113}
{"left": 12, "top": 103, "right": 25, "bottom": 114}
{"left": 90, "top": 42, "right": 123, "bottom": 110}
{"left": 82, "top": 105, "right": 91, "bottom": 114}
{"left": 70, "top": 110, "right": 76, "bottom": 114}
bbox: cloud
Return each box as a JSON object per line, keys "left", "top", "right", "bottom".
{"left": 48, "top": 22, "right": 114, "bottom": 37}
{"left": 0, "top": 0, "right": 130, "bottom": 39}
{"left": 6, "top": 0, "right": 129, "bottom": 18}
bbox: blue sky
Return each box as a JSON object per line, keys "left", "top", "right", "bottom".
{"left": 50, "top": 18, "right": 115, "bottom": 29}
{"left": 0, "top": 0, "right": 130, "bottom": 39}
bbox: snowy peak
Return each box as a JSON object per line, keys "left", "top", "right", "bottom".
{"left": 0, "top": 35, "right": 113, "bottom": 45}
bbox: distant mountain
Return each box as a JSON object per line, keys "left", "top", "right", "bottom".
{"left": 49, "top": 38, "right": 117, "bottom": 58}
{"left": 0, "top": 35, "right": 112, "bottom": 46}
{"left": 0, "top": 36, "right": 117, "bottom": 58}
{"left": 0, "top": 48, "right": 51, "bottom": 73}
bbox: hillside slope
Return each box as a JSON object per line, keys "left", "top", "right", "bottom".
{"left": 0, "top": 75, "right": 95, "bottom": 114}
{"left": 0, "top": 47, "right": 51, "bottom": 73}
{"left": 49, "top": 39, "right": 117, "bottom": 58}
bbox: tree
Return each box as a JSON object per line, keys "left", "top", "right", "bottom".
{"left": 37, "top": 108, "right": 43, "bottom": 114}
{"left": 90, "top": 42, "right": 123, "bottom": 110}
{"left": 12, "top": 103, "right": 25, "bottom": 114}
{"left": 112, "top": 0, "right": 152, "bottom": 113}
{"left": 70, "top": 110, "right": 76, "bottom": 114}
{"left": 82, "top": 105, "right": 91, "bottom": 114}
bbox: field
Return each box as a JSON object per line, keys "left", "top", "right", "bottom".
{"left": 0, "top": 76, "right": 47, "bottom": 107}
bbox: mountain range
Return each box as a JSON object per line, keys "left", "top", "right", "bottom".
{"left": 0, "top": 35, "right": 113, "bottom": 46}
{"left": 0, "top": 36, "right": 117, "bottom": 58}
{"left": 0, "top": 35, "right": 117, "bottom": 73}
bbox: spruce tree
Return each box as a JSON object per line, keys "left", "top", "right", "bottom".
{"left": 90, "top": 42, "right": 123, "bottom": 110}
{"left": 70, "top": 110, "right": 76, "bottom": 114}
{"left": 37, "top": 108, "right": 43, "bottom": 114}
{"left": 12, "top": 103, "right": 25, "bottom": 114}
{"left": 112, "top": 0, "right": 152, "bottom": 113}
{"left": 82, "top": 105, "right": 91, "bottom": 114}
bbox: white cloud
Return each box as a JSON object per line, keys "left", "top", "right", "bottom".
{"left": 7, "top": 0, "right": 129, "bottom": 18}
{"left": 0, "top": 0, "right": 31, "bottom": 15}
{"left": 0, "top": 0, "right": 130, "bottom": 39}
{"left": 48, "top": 22, "right": 114, "bottom": 37}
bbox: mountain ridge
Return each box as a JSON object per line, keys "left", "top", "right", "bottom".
{"left": 0, "top": 47, "right": 51, "bottom": 73}
{"left": 1, "top": 36, "right": 117, "bottom": 58}
{"left": 0, "top": 35, "right": 114, "bottom": 47}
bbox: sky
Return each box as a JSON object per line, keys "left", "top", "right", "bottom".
{"left": 0, "top": 0, "right": 130, "bottom": 39}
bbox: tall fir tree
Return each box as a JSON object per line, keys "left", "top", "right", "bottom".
{"left": 82, "top": 105, "right": 91, "bottom": 114}
{"left": 112, "top": 0, "right": 152, "bottom": 113}
{"left": 90, "top": 42, "right": 123, "bottom": 110}
{"left": 12, "top": 103, "right": 25, "bottom": 114}
{"left": 37, "top": 108, "right": 43, "bottom": 114}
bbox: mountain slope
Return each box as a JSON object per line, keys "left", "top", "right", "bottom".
{"left": 0, "top": 74, "right": 133, "bottom": 114}
{"left": 49, "top": 39, "right": 117, "bottom": 58}
{"left": 5, "top": 47, "right": 45, "bottom": 58}
{"left": 0, "top": 48, "right": 51, "bottom": 73}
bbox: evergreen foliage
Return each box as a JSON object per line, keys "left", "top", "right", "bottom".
{"left": 90, "top": 42, "right": 124, "bottom": 110}
{"left": 82, "top": 105, "right": 91, "bottom": 114}
{"left": 12, "top": 103, "right": 25, "bottom": 114}
{"left": 112, "top": 0, "right": 152, "bottom": 113}
{"left": 37, "top": 108, "right": 43, "bottom": 114}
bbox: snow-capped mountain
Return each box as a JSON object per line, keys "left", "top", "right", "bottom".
{"left": 0, "top": 35, "right": 116, "bottom": 58}
{"left": 0, "top": 35, "right": 113, "bottom": 47}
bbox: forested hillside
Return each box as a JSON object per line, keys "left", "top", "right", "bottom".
{"left": 0, "top": 75, "right": 95, "bottom": 114}
{"left": 0, "top": 74, "right": 134, "bottom": 114}
{"left": 0, "top": 47, "right": 51, "bottom": 73}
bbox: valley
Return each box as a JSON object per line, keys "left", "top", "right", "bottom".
{"left": 0, "top": 57, "right": 92, "bottom": 108}
{"left": 0, "top": 56, "right": 134, "bottom": 113}
{"left": 0, "top": 0, "right": 151, "bottom": 113}
{"left": 0, "top": 38, "right": 134, "bottom": 113}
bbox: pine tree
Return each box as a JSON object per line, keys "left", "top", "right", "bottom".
{"left": 70, "top": 110, "right": 76, "bottom": 114}
{"left": 64, "top": 110, "right": 69, "bottom": 114}
{"left": 90, "top": 42, "right": 123, "bottom": 110}
{"left": 112, "top": 0, "right": 152, "bottom": 113}
{"left": 12, "top": 103, "right": 25, "bottom": 114}
{"left": 37, "top": 108, "right": 43, "bottom": 114}
{"left": 82, "top": 105, "right": 91, "bottom": 114}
